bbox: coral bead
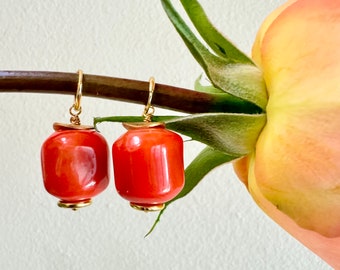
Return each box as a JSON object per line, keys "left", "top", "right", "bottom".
{"left": 112, "top": 123, "right": 185, "bottom": 211}
{"left": 41, "top": 124, "right": 110, "bottom": 210}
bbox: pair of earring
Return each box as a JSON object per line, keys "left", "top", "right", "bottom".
{"left": 40, "top": 71, "right": 185, "bottom": 211}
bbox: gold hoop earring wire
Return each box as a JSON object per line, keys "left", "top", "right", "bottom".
{"left": 69, "top": 70, "right": 83, "bottom": 125}
{"left": 143, "top": 77, "right": 155, "bottom": 122}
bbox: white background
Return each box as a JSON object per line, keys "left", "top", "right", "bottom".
{"left": 0, "top": 1, "right": 331, "bottom": 269}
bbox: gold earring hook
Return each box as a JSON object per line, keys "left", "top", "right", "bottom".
{"left": 122, "top": 76, "right": 165, "bottom": 130}
{"left": 143, "top": 77, "right": 155, "bottom": 122}
{"left": 74, "top": 69, "right": 83, "bottom": 111}
{"left": 69, "top": 70, "right": 83, "bottom": 125}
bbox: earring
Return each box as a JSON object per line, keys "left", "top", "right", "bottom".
{"left": 112, "top": 77, "right": 185, "bottom": 211}
{"left": 40, "top": 70, "right": 110, "bottom": 210}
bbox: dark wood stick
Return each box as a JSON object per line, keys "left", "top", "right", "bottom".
{"left": 0, "top": 70, "right": 222, "bottom": 113}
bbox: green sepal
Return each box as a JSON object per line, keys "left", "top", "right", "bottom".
{"left": 194, "top": 74, "right": 264, "bottom": 113}
{"left": 179, "top": 0, "right": 254, "bottom": 64}
{"left": 161, "top": 0, "right": 268, "bottom": 111}
{"left": 165, "top": 113, "right": 265, "bottom": 156}
{"left": 207, "top": 62, "right": 267, "bottom": 111}
{"left": 94, "top": 112, "right": 265, "bottom": 156}
{"left": 93, "top": 115, "right": 178, "bottom": 128}
{"left": 195, "top": 74, "right": 225, "bottom": 94}
{"left": 145, "top": 146, "right": 236, "bottom": 237}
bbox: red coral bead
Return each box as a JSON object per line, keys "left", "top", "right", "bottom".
{"left": 112, "top": 123, "right": 185, "bottom": 211}
{"left": 41, "top": 123, "right": 110, "bottom": 210}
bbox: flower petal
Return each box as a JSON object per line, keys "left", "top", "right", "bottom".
{"left": 255, "top": 107, "right": 340, "bottom": 237}
{"left": 258, "top": 0, "right": 340, "bottom": 107}
{"left": 249, "top": 0, "right": 340, "bottom": 238}
{"left": 252, "top": 0, "right": 298, "bottom": 67}
{"left": 247, "top": 153, "right": 340, "bottom": 269}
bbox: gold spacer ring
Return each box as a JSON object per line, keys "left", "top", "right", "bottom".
{"left": 130, "top": 202, "right": 165, "bottom": 212}
{"left": 58, "top": 199, "right": 92, "bottom": 211}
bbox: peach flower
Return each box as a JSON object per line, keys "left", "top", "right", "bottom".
{"left": 234, "top": 0, "right": 340, "bottom": 267}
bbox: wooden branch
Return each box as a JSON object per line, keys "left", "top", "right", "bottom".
{"left": 0, "top": 71, "right": 221, "bottom": 113}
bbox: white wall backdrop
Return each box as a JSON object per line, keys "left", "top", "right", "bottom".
{"left": 0, "top": 1, "right": 331, "bottom": 269}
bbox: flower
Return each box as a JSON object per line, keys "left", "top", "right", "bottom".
{"left": 234, "top": 0, "right": 340, "bottom": 267}
{"left": 112, "top": 0, "right": 340, "bottom": 266}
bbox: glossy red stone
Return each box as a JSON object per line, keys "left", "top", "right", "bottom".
{"left": 112, "top": 124, "right": 185, "bottom": 211}
{"left": 41, "top": 126, "right": 110, "bottom": 209}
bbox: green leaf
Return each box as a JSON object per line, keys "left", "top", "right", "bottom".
{"left": 94, "top": 112, "right": 266, "bottom": 156}
{"left": 179, "top": 0, "right": 254, "bottom": 64}
{"left": 145, "top": 146, "right": 236, "bottom": 237}
{"left": 161, "top": 0, "right": 267, "bottom": 111}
